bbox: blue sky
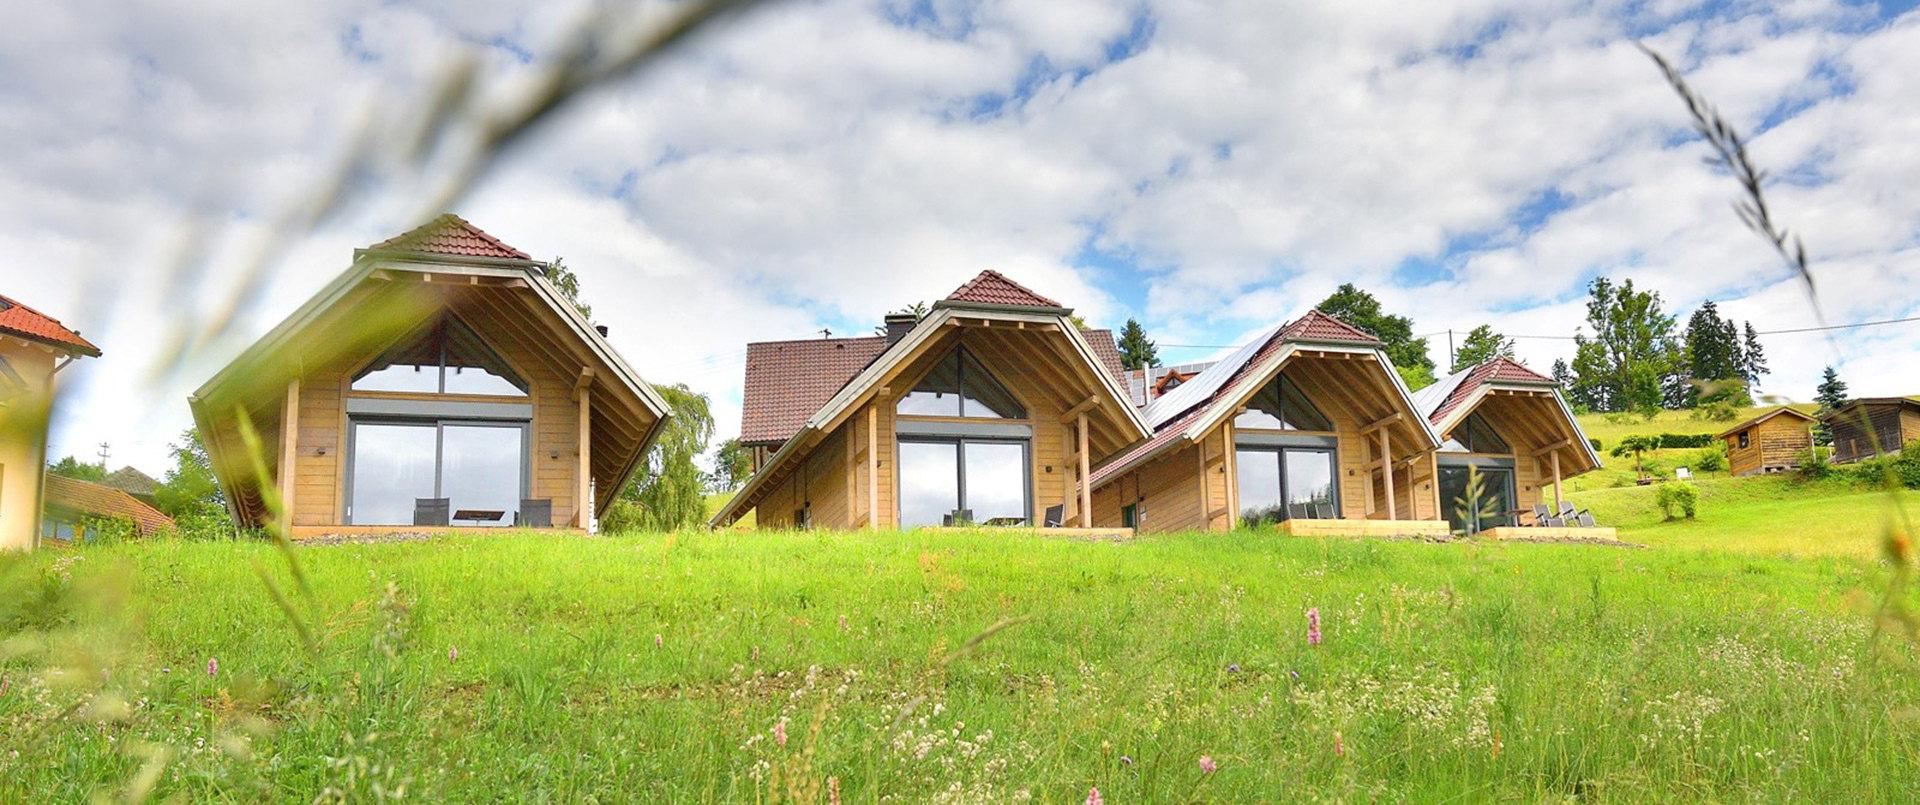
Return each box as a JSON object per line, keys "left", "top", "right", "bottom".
{"left": 3, "top": 0, "right": 1918, "bottom": 473}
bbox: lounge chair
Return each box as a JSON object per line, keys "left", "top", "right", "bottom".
{"left": 1576, "top": 512, "right": 1597, "bottom": 528}
{"left": 413, "top": 498, "right": 450, "bottom": 527}
{"left": 1288, "top": 503, "right": 1311, "bottom": 520}
{"left": 1043, "top": 505, "right": 1065, "bottom": 527}
{"left": 1531, "top": 503, "right": 1552, "bottom": 526}
{"left": 1315, "top": 502, "right": 1336, "bottom": 519}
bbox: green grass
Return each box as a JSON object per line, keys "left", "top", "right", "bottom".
{"left": 1570, "top": 474, "right": 1919, "bottom": 559}
{"left": 1565, "top": 404, "right": 1814, "bottom": 493}
{"left": 6, "top": 529, "right": 1919, "bottom": 802}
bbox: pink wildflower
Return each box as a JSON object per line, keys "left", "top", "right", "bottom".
{"left": 774, "top": 720, "right": 788, "bottom": 747}
{"left": 448, "top": 646, "right": 459, "bottom": 662}
{"left": 1307, "top": 607, "right": 1322, "bottom": 646}
{"left": 654, "top": 633, "right": 663, "bottom": 649}
{"left": 828, "top": 776, "right": 841, "bottom": 805}
{"left": 1085, "top": 786, "right": 1104, "bottom": 805}
{"left": 1199, "top": 755, "right": 1217, "bottom": 774}
{"left": 207, "top": 658, "right": 218, "bottom": 677}
{"left": 1335, "top": 731, "right": 1345, "bottom": 757}
{"left": 839, "top": 614, "right": 848, "bottom": 631}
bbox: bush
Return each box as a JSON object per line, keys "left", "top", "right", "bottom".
{"left": 1657, "top": 433, "right": 1716, "bottom": 449}
{"left": 1588, "top": 437, "right": 1602, "bottom": 453}
{"left": 1691, "top": 447, "right": 1726, "bottom": 473}
{"left": 1653, "top": 482, "right": 1699, "bottom": 520}
{"left": 1847, "top": 444, "right": 1920, "bottom": 489}
{"left": 1690, "top": 400, "right": 1739, "bottom": 422}
{"left": 1796, "top": 447, "right": 1833, "bottom": 480}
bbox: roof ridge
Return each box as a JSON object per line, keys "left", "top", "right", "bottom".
{"left": 369, "top": 213, "right": 534, "bottom": 260}
{"left": 943, "top": 270, "right": 1063, "bottom": 308}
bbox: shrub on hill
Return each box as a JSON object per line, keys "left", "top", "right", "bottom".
{"left": 1691, "top": 447, "right": 1726, "bottom": 473}
{"left": 1588, "top": 437, "right": 1602, "bottom": 452}
{"left": 1846, "top": 444, "right": 1920, "bottom": 490}
{"left": 1796, "top": 447, "right": 1834, "bottom": 481}
{"left": 1658, "top": 433, "right": 1717, "bottom": 449}
{"left": 1653, "top": 482, "right": 1699, "bottom": 520}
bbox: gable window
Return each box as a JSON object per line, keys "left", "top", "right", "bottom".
{"left": 1738, "top": 431, "right": 1750, "bottom": 449}
{"left": 897, "top": 346, "right": 1024, "bottom": 419}
{"left": 1234, "top": 374, "right": 1332, "bottom": 431}
{"left": 1441, "top": 412, "right": 1510, "bottom": 454}
{"left": 352, "top": 316, "right": 529, "bottom": 397}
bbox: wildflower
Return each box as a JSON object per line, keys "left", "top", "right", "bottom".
{"left": 828, "top": 776, "right": 841, "bottom": 805}
{"left": 840, "top": 614, "right": 849, "bottom": 631}
{"left": 1199, "top": 755, "right": 1217, "bottom": 774}
{"left": 1289, "top": 670, "right": 1300, "bottom": 681}
{"left": 1307, "top": 608, "right": 1322, "bottom": 646}
{"left": 1227, "top": 664, "right": 1240, "bottom": 673}
{"left": 655, "top": 633, "right": 663, "bottom": 649}
{"left": 207, "top": 658, "right": 218, "bottom": 678}
{"left": 1334, "top": 731, "right": 1344, "bottom": 757}
{"left": 1085, "top": 786, "right": 1104, "bottom": 805}
{"left": 1119, "top": 755, "right": 1132, "bottom": 766}
{"left": 774, "top": 720, "right": 787, "bottom": 747}
{"left": 449, "top": 646, "right": 459, "bottom": 662}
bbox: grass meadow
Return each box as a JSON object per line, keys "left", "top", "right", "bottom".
{"left": 5, "top": 528, "right": 1920, "bottom": 803}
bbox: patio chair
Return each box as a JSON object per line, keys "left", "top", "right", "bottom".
{"left": 1315, "top": 502, "right": 1336, "bottom": 520}
{"left": 1576, "top": 512, "right": 1597, "bottom": 528}
{"left": 1043, "top": 505, "right": 1065, "bottom": 528}
{"left": 1288, "top": 503, "right": 1311, "bottom": 520}
{"left": 413, "top": 498, "right": 450, "bottom": 527}
{"left": 1558, "top": 501, "right": 1585, "bottom": 520}
{"left": 1544, "top": 516, "right": 1567, "bottom": 528}
{"left": 1531, "top": 504, "right": 1552, "bottom": 526}
{"left": 941, "top": 509, "right": 974, "bottom": 527}
{"left": 516, "top": 499, "right": 552, "bottom": 528}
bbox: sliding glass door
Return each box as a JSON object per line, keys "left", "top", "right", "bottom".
{"left": 348, "top": 419, "right": 527, "bottom": 526}
{"left": 1235, "top": 446, "right": 1338, "bottom": 526}
{"left": 897, "top": 437, "right": 1030, "bottom": 527}
{"left": 1437, "top": 464, "right": 1516, "bottom": 533}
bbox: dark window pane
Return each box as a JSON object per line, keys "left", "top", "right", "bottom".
{"left": 1278, "top": 377, "right": 1332, "bottom": 431}
{"left": 963, "top": 441, "right": 1027, "bottom": 524}
{"left": 958, "top": 349, "right": 1025, "bottom": 419}
{"left": 441, "top": 318, "right": 528, "bottom": 396}
{"left": 441, "top": 424, "right": 524, "bottom": 526}
{"left": 1236, "top": 448, "right": 1283, "bottom": 525}
{"left": 1234, "top": 374, "right": 1329, "bottom": 431}
{"left": 898, "top": 352, "right": 963, "bottom": 417}
{"left": 898, "top": 441, "right": 960, "bottom": 527}
{"left": 1285, "top": 450, "right": 1336, "bottom": 507}
{"left": 351, "top": 318, "right": 528, "bottom": 396}
{"left": 349, "top": 423, "right": 439, "bottom": 525}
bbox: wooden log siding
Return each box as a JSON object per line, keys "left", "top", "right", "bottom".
{"left": 1725, "top": 414, "right": 1813, "bottom": 477}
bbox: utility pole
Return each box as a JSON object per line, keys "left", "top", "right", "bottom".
{"left": 96, "top": 441, "right": 110, "bottom": 469}
{"left": 1447, "top": 329, "right": 1456, "bottom": 373}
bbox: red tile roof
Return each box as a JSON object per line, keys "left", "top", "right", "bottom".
{"left": 43, "top": 475, "right": 175, "bottom": 537}
{"left": 1280, "top": 309, "right": 1381, "bottom": 343}
{"left": 368, "top": 214, "right": 533, "bottom": 260}
{"left": 740, "top": 336, "right": 889, "bottom": 445}
{"left": 738, "top": 327, "right": 1127, "bottom": 447}
{"left": 0, "top": 294, "right": 101, "bottom": 356}
{"left": 1428, "top": 356, "right": 1553, "bottom": 424}
{"left": 944, "top": 270, "right": 1062, "bottom": 308}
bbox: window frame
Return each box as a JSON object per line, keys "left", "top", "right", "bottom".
{"left": 350, "top": 315, "right": 530, "bottom": 398}
{"left": 1233, "top": 442, "right": 1341, "bottom": 523}
{"left": 344, "top": 415, "right": 532, "bottom": 526}
{"left": 894, "top": 434, "right": 1033, "bottom": 527}
{"left": 896, "top": 345, "right": 1027, "bottom": 421}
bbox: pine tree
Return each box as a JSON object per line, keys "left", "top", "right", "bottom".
{"left": 1681, "top": 301, "right": 1748, "bottom": 406}
{"left": 1741, "top": 322, "right": 1768, "bottom": 383}
{"left": 1450, "top": 325, "right": 1516, "bottom": 373}
{"left": 1116, "top": 318, "right": 1161, "bottom": 371}
{"left": 1811, "top": 366, "right": 1848, "bottom": 446}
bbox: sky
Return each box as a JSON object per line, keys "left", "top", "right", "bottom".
{"left": 4, "top": 0, "right": 1918, "bottom": 476}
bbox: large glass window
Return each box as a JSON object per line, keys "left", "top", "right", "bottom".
{"left": 897, "top": 346, "right": 1025, "bottom": 419}
{"left": 1440, "top": 412, "right": 1510, "bottom": 454}
{"left": 353, "top": 316, "right": 528, "bottom": 397}
{"left": 897, "top": 437, "right": 1030, "bottom": 527}
{"left": 1234, "top": 374, "right": 1332, "bottom": 431}
{"left": 348, "top": 419, "right": 527, "bottom": 526}
{"left": 1438, "top": 465, "right": 1516, "bottom": 532}
{"left": 1235, "top": 446, "right": 1338, "bottom": 526}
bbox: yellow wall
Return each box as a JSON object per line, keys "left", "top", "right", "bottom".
{"left": 0, "top": 340, "right": 61, "bottom": 551}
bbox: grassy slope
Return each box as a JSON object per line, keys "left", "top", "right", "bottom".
{"left": 1571, "top": 473, "right": 1918, "bottom": 558}
{"left": 6, "top": 532, "right": 1919, "bottom": 802}
{"left": 1565, "top": 404, "right": 1819, "bottom": 493}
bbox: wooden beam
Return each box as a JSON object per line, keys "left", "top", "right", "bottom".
{"left": 1361, "top": 411, "right": 1403, "bottom": 435}
{"left": 1223, "top": 419, "right": 1239, "bottom": 530}
{"left": 866, "top": 404, "right": 880, "bottom": 531}
{"left": 1077, "top": 412, "right": 1092, "bottom": 527}
{"left": 279, "top": 378, "right": 299, "bottom": 527}
{"left": 578, "top": 383, "right": 592, "bottom": 528}
{"left": 1379, "top": 426, "right": 1397, "bottom": 520}
{"left": 1531, "top": 437, "right": 1573, "bottom": 458}
{"left": 1552, "top": 450, "right": 1563, "bottom": 512}
{"left": 1059, "top": 394, "right": 1103, "bottom": 423}
{"left": 572, "top": 367, "right": 595, "bottom": 402}
{"left": 845, "top": 416, "right": 857, "bottom": 528}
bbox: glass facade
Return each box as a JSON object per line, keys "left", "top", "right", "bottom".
{"left": 348, "top": 420, "right": 527, "bottom": 526}
{"left": 1234, "top": 374, "right": 1333, "bottom": 431}
{"left": 897, "top": 346, "right": 1025, "bottom": 419}
{"left": 353, "top": 317, "right": 529, "bottom": 397}
{"left": 897, "top": 438, "right": 1030, "bottom": 527}
{"left": 1235, "top": 446, "right": 1338, "bottom": 525}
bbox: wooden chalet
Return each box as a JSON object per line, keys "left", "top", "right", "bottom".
{"left": 1412, "top": 357, "right": 1603, "bottom": 534}
{"left": 715, "top": 271, "right": 1147, "bottom": 532}
{"left": 190, "top": 215, "right": 671, "bottom": 537}
{"left": 1088, "top": 311, "right": 1448, "bottom": 537}
{"left": 0, "top": 293, "right": 101, "bottom": 551}
{"left": 1823, "top": 397, "right": 1920, "bottom": 465}
{"left": 1717, "top": 407, "right": 1815, "bottom": 476}
{"left": 41, "top": 474, "right": 175, "bottom": 545}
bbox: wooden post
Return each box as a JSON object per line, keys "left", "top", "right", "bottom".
{"left": 1223, "top": 420, "right": 1239, "bottom": 530}
{"left": 1077, "top": 412, "right": 1092, "bottom": 527}
{"left": 572, "top": 382, "right": 587, "bottom": 530}
{"left": 1551, "top": 450, "right": 1563, "bottom": 512}
{"left": 866, "top": 404, "right": 879, "bottom": 531}
{"left": 1378, "top": 427, "right": 1396, "bottom": 520}
{"left": 279, "top": 378, "right": 299, "bottom": 525}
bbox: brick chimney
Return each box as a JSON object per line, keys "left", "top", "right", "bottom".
{"left": 883, "top": 313, "right": 918, "bottom": 346}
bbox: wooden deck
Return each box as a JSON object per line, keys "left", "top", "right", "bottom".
{"left": 288, "top": 525, "right": 587, "bottom": 540}
{"left": 1278, "top": 519, "right": 1451, "bottom": 538}
{"left": 1476, "top": 526, "right": 1620, "bottom": 541}
{"left": 915, "top": 526, "right": 1137, "bottom": 539}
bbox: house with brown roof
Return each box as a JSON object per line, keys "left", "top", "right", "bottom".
{"left": 0, "top": 293, "right": 101, "bottom": 550}
{"left": 1088, "top": 311, "right": 1448, "bottom": 537}
{"left": 41, "top": 474, "right": 175, "bottom": 545}
{"left": 1717, "top": 407, "right": 1815, "bottom": 477}
{"left": 1412, "top": 357, "right": 1602, "bottom": 533}
{"left": 714, "top": 270, "right": 1147, "bottom": 531}
{"left": 190, "top": 215, "right": 671, "bottom": 537}
{"left": 1823, "top": 397, "right": 1920, "bottom": 465}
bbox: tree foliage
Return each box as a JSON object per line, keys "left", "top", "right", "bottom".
{"left": 606, "top": 382, "right": 713, "bottom": 532}
{"left": 547, "top": 257, "right": 593, "bottom": 322}
{"left": 47, "top": 455, "right": 106, "bottom": 483}
{"left": 1116, "top": 318, "right": 1160, "bottom": 371}
{"left": 1570, "top": 278, "right": 1681, "bottom": 415}
{"left": 153, "top": 428, "right": 230, "bottom": 531}
{"left": 707, "top": 437, "right": 753, "bottom": 493}
{"left": 1681, "top": 301, "right": 1751, "bottom": 407}
{"left": 1450, "top": 325, "right": 1515, "bottom": 373}
{"left": 1315, "top": 283, "right": 1436, "bottom": 389}
{"left": 1812, "top": 365, "right": 1848, "bottom": 446}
